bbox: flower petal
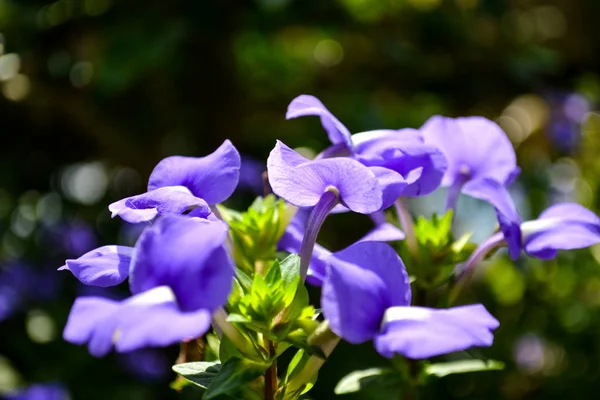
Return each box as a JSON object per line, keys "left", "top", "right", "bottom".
{"left": 147, "top": 140, "right": 241, "bottom": 204}
{"left": 368, "top": 167, "right": 407, "bottom": 209}
{"left": 524, "top": 203, "right": 600, "bottom": 258}
{"left": 357, "top": 222, "right": 405, "bottom": 242}
{"left": 463, "top": 178, "right": 522, "bottom": 260}
{"left": 59, "top": 245, "right": 133, "bottom": 287}
{"left": 421, "top": 116, "right": 516, "bottom": 186}
{"left": 267, "top": 141, "right": 382, "bottom": 213}
{"left": 374, "top": 304, "right": 499, "bottom": 359}
{"left": 286, "top": 95, "right": 353, "bottom": 150}
{"left": 109, "top": 186, "right": 211, "bottom": 223}
{"left": 322, "top": 242, "right": 411, "bottom": 343}
{"left": 129, "top": 216, "right": 233, "bottom": 312}
{"left": 354, "top": 129, "right": 447, "bottom": 197}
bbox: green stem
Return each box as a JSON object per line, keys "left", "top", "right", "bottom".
{"left": 264, "top": 340, "right": 277, "bottom": 400}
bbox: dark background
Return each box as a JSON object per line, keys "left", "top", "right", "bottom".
{"left": 2, "top": 0, "right": 600, "bottom": 398}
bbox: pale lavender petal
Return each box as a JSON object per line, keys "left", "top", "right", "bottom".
{"left": 358, "top": 223, "right": 405, "bottom": 242}
{"left": 129, "top": 216, "right": 233, "bottom": 312}
{"left": 286, "top": 95, "right": 353, "bottom": 150}
{"left": 322, "top": 242, "right": 411, "bottom": 343}
{"left": 463, "top": 178, "right": 522, "bottom": 260}
{"left": 421, "top": 116, "right": 516, "bottom": 186}
{"left": 368, "top": 166, "right": 407, "bottom": 209}
{"left": 267, "top": 141, "right": 382, "bottom": 213}
{"left": 524, "top": 203, "right": 600, "bottom": 258}
{"left": 59, "top": 245, "right": 134, "bottom": 287}
{"left": 147, "top": 140, "right": 241, "bottom": 204}
{"left": 63, "top": 297, "right": 121, "bottom": 347}
{"left": 374, "top": 304, "right": 499, "bottom": 359}
{"left": 353, "top": 129, "right": 447, "bottom": 197}
{"left": 109, "top": 186, "right": 211, "bottom": 223}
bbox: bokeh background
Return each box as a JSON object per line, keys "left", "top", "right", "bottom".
{"left": 2, "top": 0, "right": 600, "bottom": 398}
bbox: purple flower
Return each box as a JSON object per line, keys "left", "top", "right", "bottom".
{"left": 287, "top": 95, "right": 445, "bottom": 199}
{"left": 109, "top": 140, "right": 240, "bottom": 223}
{"left": 421, "top": 116, "right": 522, "bottom": 259}
{"left": 278, "top": 209, "right": 404, "bottom": 285}
{"left": 63, "top": 216, "right": 233, "bottom": 356}
{"left": 462, "top": 203, "right": 600, "bottom": 276}
{"left": 267, "top": 141, "right": 385, "bottom": 214}
{"left": 321, "top": 241, "right": 499, "bottom": 359}
{"left": 4, "top": 383, "right": 69, "bottom": 400}
{"left": 59, "top": 246, "right": 134, "bottom": 287}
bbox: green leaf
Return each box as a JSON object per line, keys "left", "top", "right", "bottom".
{"left": 334, "top": 367, "right": 400, "bottom": 395}
{"left": 204, "top": 357, "right": 269, "bottom": 400}
{"left": 172, "top": 361, "right": 221, "bottom": 389}
{"left": 425, "top": 359, "right": 504, "bottom": 378}
{"left": 265, "top": 259, "right": 283, "bottom": 288}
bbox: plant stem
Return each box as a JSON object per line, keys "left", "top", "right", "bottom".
{"left": 394, "top": 198, "right": 419, "bottom": 260}
{"left": 264, "top": 340, "right": 277, "bottom": 400}
{"left": 212, "top": 308, "right": 255, "bottom": 356}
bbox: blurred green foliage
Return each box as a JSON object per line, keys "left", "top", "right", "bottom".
{"left": 2, "top": 0, "right": 600, "bottom": 399}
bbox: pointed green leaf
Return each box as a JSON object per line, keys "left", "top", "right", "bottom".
{"left": 425, "top": 359, "right": 504, "bottom": 378}
{"left": 334, "top": 367, "right": 400, "bottom": 395}
{"left": 172, "top": 361, "right": 221, "bottom": 389}
{"left": 204, "top": 357, "right": 269, "bottom": 400}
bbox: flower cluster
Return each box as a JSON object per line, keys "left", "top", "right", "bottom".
{"left": 59, "top": 95, "right": 600, "bottom": 399}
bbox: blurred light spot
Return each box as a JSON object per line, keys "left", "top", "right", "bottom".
{"left": 61, "top": 162, "right": 109, "bottom": 205}
{"left": 258, "top": 0, "right": 291, "bottom": 11}
{"left": 559, "top": 302, "right": 589, "bottom": 333}
{"left": 503, "top": 10, "right": 535, "bottom": 42}
{"left": 69, "top": 61, "right": 94, "bottom": 88}
{"left": 11, "top": 210, "right": 35, "bottom": 239}
{"left": 2, "top": 74, "right": 31, "bottom": 102}
{"left": 47, "top": 51, "right": 72, "bottom": 78}
{"left": 3, "top": 233, "right": 24, "bottom": 258}
{"left": 83, "top": 0, "right": 112, "bottom": 16}
{"left": 574, "top": 178, "right": 593, "bottom": 207}
{"left": 37, "top": 192, "right": 62, "bottom": 226}
{"left": 563, "top": 94, "right": 590, "bottom": 122}
{"left": 485, "top": 260, "right": 525, "bottom": 305}
{"left": 45, "top": 1, "right": 71, "bottom": 27}
{"left": 0, "top": 355, "right": 21, "bottom": 393}
{"left": 26, "top": 309, "right": 56, "bottom": 344}
{"left": 0, "top": 53, "right": 20, "bottom": 81}
{"left": 514, "top": 334, "right": 545, "bottom": 373}
{"left": 497, "top": 115, "right": 524, "bottom": 145}
{"left": 582, "top": 112, "right": 600, "bottom": 136}
{"left": 408, "top": 0, "right": 442, "bottom": 11}
{"left": 532, "top": 6, "right": 566, "bottom": 40}
{"left": 548, "top": 158, "right": 579, "bottom": 193}
{"left": 501, "top": 94, "right": 549, "bottom": 143}
{"left": 0, "top": 34, "right": 5, "bottom": 56}
{"left": 313, "top": 39, "right": 344, "bottom": 67}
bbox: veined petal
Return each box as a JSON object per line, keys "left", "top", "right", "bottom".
{"left": 148, "top": 140, "right": 241, "bottom": 204}
{"left": 59, "top": 245, "right": 133, "bottom": 287}
{"left": 129, "top": 216, "right": 233, "bottom": 312}
{"left": 322, "top": 242, "right": 411, "bottom": 343}
{"left": 523, "top": 203, "right": 600, "bottom": 258}
{"left": 286, "top": 95, "right": 353, "bottom": 151}
{"left": 421, "top": 116, "right": 516, "bottom": 187}
{"left": 354, "top": 129, "right": 447, "bottom": 196}
{"left": 463, "top": 178, "right": 522, "bottom": 260}
{"left": 375, "top": 304, "right": 499, "bottom": 359}
{"left": 267, "top": 141, "right": 382, "bottom": 213}
{"left": 109, "top": 186, "right": 211, "bottom": 223}
{"left": 368, "top": 167, "right": 407, "bottom": 209}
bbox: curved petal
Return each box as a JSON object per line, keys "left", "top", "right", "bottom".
{"left": 357, "top": 223, "right": 405, "bottom": 242}
{"left": 322, "top": 242, "right": 411, "bottom": 343}
{"left": 147, "top": 140, "right": 241, "bottom": 204}
{"left": 129, "top": 216, "right": 233, "bottom": 312}
{"left": 354, "top": 129, "right": 447, "bottom": 197}
{"left": 421, "top": 116, "right": 516, "bottom": 187}
{"left": 286, "top": 95, "right": 353, "bottom": 151}
{"left": 375, "top": 304, "right": 499, "bottom": 359}
{"left": 109, "top": 186, "right": 211, "bottom": 223}
{"left": 524, "top": 203, "right": 600, "bottom": 258}
{"left": 463, "top": 178, "right": 522, "bottom": 260}
{"left": 267, "top": 141, "right": 382, "bottom": 213}
{"left": 368, "top": 167, "right": 407, "bottom": 209}
{"left": 59, "top": 245, "right": 133, "bottom": 287}
{"left": 64, "top": 291, "right": 211, "bottom": 357}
